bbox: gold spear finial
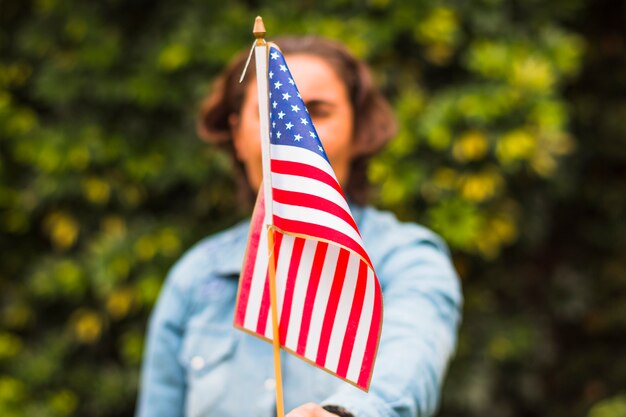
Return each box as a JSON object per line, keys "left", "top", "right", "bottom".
{"left": 239, "top": 16, "right": 267, "bottom": 83}
{"left": 253, "top": 16, "right": 266, "bottom": 42}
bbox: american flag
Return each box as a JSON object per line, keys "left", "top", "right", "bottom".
{"left": 234, "top": 45, "right": 382, "bottom": 391}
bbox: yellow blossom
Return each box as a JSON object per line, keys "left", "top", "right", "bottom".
{"left": 44, "top": 212, "right": 79, "bottom": 250}
{"left": 71, "top": 310, "right": 103, "bottom": 344}
{"left": 135, "top": 235, "right": 157, "bottom": 261}
{"left": 81, "top": 177, "right": 110, "bottom": 205}
{"left": 415, "top": 7, "right": 459, "bottom": 46}
{"left": 496, "top": 129, "right": 536, "bottom": 164}
{"left": 0, "top": 333, "right": 22, "bottom": 359}
{"left": 510, "top": 56, "right": 554, "bottom": 91}
{"left": 459, "top": 169, "right": 503, "bottom": 202}
{"left": 159, "top": 229, "right": 181, "bottom": 257}
{"left": 49, "top": 389, "right": 78, "bottom": 416}
{"left": 106, "top": 289, "right": 134, "bottom": 320}
{"left": 453, "top": 130, "right": 489, "bottom": 162}
{"left": 101, "top": 215, "right": 126, "bottom": 238}
{"left": 531, "top": 153, "right": 557, "bottom": 177}
{"left": 158, "top": 44, "right": 190, "bottom": 72}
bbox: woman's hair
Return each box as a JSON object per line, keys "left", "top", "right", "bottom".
{"left": 198, "top": 36, "right": 397, "bottom": 205}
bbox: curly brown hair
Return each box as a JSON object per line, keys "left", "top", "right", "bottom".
{"left": 197, "top": 36, "right": 397, "bottom": 206}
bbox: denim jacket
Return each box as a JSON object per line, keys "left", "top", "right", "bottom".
{"left": 136, "top": 205, "right": 462, "bottom": 417}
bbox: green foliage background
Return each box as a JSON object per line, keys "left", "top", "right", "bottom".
{"left": 1, "top": 0, "right": 624, "bottom": 416}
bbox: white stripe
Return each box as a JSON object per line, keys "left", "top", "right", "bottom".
{"left": 284, "top": 239, "right": 317, "bottom": 351}
{"left": 273, "top": 202, "right": 365, "bottom": 248}
{"left": 243, "top": 226, "right": 269, "bottom": 331}
{"left": 346, "top": 267, "right": 376, "bottom": 382}
{"left": 264, "top": 233, "right": 295, "bottom": 339}
{"left": 271, "top": 172, "right": 352, "bottom": 217}
{"left": 270, "top": 144, "right": 336, "bottom": 181}
{"left": 304, "top": 245, "right": 340, "bottom": 361}
{"left": 324, "top": 253, "right": 360, "bottom": 371}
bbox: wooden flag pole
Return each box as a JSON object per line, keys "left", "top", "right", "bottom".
{"left": 253, "top": 16, "right": 285, "bottom": 417}
{"left": 266, "top": 226, "right": 285, "bottom": 417}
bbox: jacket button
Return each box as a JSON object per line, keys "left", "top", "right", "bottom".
{"left": 190, "top": 356, "right": 205, "bottom": 370}
{"left": 264, "top": 378, "right": 276, "bottom": 391}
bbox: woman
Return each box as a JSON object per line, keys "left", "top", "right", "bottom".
{"left": 136, "top": 36, "right": 462, "bottom": 417}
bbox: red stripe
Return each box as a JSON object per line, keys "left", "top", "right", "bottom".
{"left": 272, "top": 188, "right": 359, "bottom": 236}
{"left": 336, "top": 259, "right": 369, "bottom": 378}
{"left": 273, "top": 215, "right": 372, "bottom": 268}
{"left": 297, "top": 241, "right": 328, "bottom": 355}
{"left": 234, "top": 191, "right": 265, "bottom": 326}
{"left": 271, "top": 160, "right": 346, "bottom": 199}
{"left": 278, "top": 237, "right": 305, "bottom": 345}
{"left": 315, "top": 248, "right": 350, "bottom": 367}
{"left": 255, "top": 231, "right": 284, "bottom": 336}
{"left": 358, "top": 277, "right": 382, "bottom": 389}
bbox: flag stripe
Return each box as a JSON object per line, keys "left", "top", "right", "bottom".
{"left": 315, "top": 248, "right": 350, "bottom": 366}
{"left": 358, "top": 279, "right": 383, "bottom": 388}
{"left": 284, "top": 239, "right": 317, "bottom": 351}
{"left": 296, "top": 241, "right": 327, "bottom": 355}
{"left": 304, "top": 245, "right": 339, "bottom": 360}
{"left": 324, "top": 253, "right": 361, "bottom": 372}
{"left": 234, "top": 193, "right": 265, "bottom": 327}
{"left": 273, "top": 215, "right": 372, "bottom": 267}
{"left": 278, "top": 236, "right": 305, "bottom": 345}
{"left": 271, "top": 159, "right": 345, "bottom": 199}
{"left": 336, "top": 259, "right": 369, "bottom": 378}
{"left": 345, "top": 267, "right": 376, "bottom": 382}
{"left": 271, "top": 144, "right": 335, "bottom": 179}
{"left": 255, "top": 231, "right": 283, "bottom": 337}
{"left": 272, "top": 188, "right": 359, "bottom": 235}
{"left": 242, "top": 222, "right": 270, "bottom": 331}
{"left": 271, "top": 172, "right": 352, "bottom": 218}
{"left": 270, "top": 233, "right": 295, "bottom": 338}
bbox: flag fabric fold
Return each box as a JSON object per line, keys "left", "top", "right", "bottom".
{"left": 234, "top": 45, "right": 383, "bottom": 391}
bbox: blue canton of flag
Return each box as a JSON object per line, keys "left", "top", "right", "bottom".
{"left": 268, "top": 47, "right": 328, "bottom": 162}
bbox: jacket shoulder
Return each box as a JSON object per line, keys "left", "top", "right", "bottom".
{"left": 165, "top": 220, "right": 249, "bottom": 291}
{"left": 359, "top": 206, "right": 449, "bottom": 255}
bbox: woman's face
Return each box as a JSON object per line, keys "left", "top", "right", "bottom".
{"left": 230, "top": 53, "right": 354, "bottom": 191}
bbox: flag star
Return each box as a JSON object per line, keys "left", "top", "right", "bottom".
{"left": 271, "top": 51, "right": 279, "bottom": 60}
{"left": 269, "top": 92, "right": 272, "bottom": 98}
{"left": 285, "top": 122, "right": 294, "bottom": 130}
{"left": 288, "top": 77, "right": 295, "bottom": 85}
{"left": 272, "top": 121, "right": 276, "bottom": 128}
{"left": 297, "top": 92, "right": 301, "bottom": 98}
{"left": 300, "top": 118, "right": 308, "bottom": 125}
{"left": 309, "top": 131, "right": 316, "bottom": 138}
{"left": 294, "top": 134, "right": 302, "bottom": 141}
{"left": 278, "top": 111, "right": 285, "bottom": 119}
{"left": 274, "top": 81, "right": 282, "bottom": 89}
{"left": 276, "top": 131, "right": 282, "bottom": 138}
{"left": 318, "top": 145, "right": 324, "bottom": 152}
{"left": 291, "top": 104, "right": 300, "bottom": 113}
{"left": 282, "top": 92, "right": 291, "bottom": 100}
{"left": 279, "top": 64, "right": 287, "bottom": 72}
{"left": 269, "top": 71, "right": 274, "bottom": 79}
{"left": 272, "top": 101, "right": 277, "bottom": 109}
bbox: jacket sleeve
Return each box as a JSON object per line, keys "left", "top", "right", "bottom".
{"left": 135, "top": 265, "right": 190, "bottom": 417}
{"left": 322, "top": 212, "right": 462, "bottom": 417}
